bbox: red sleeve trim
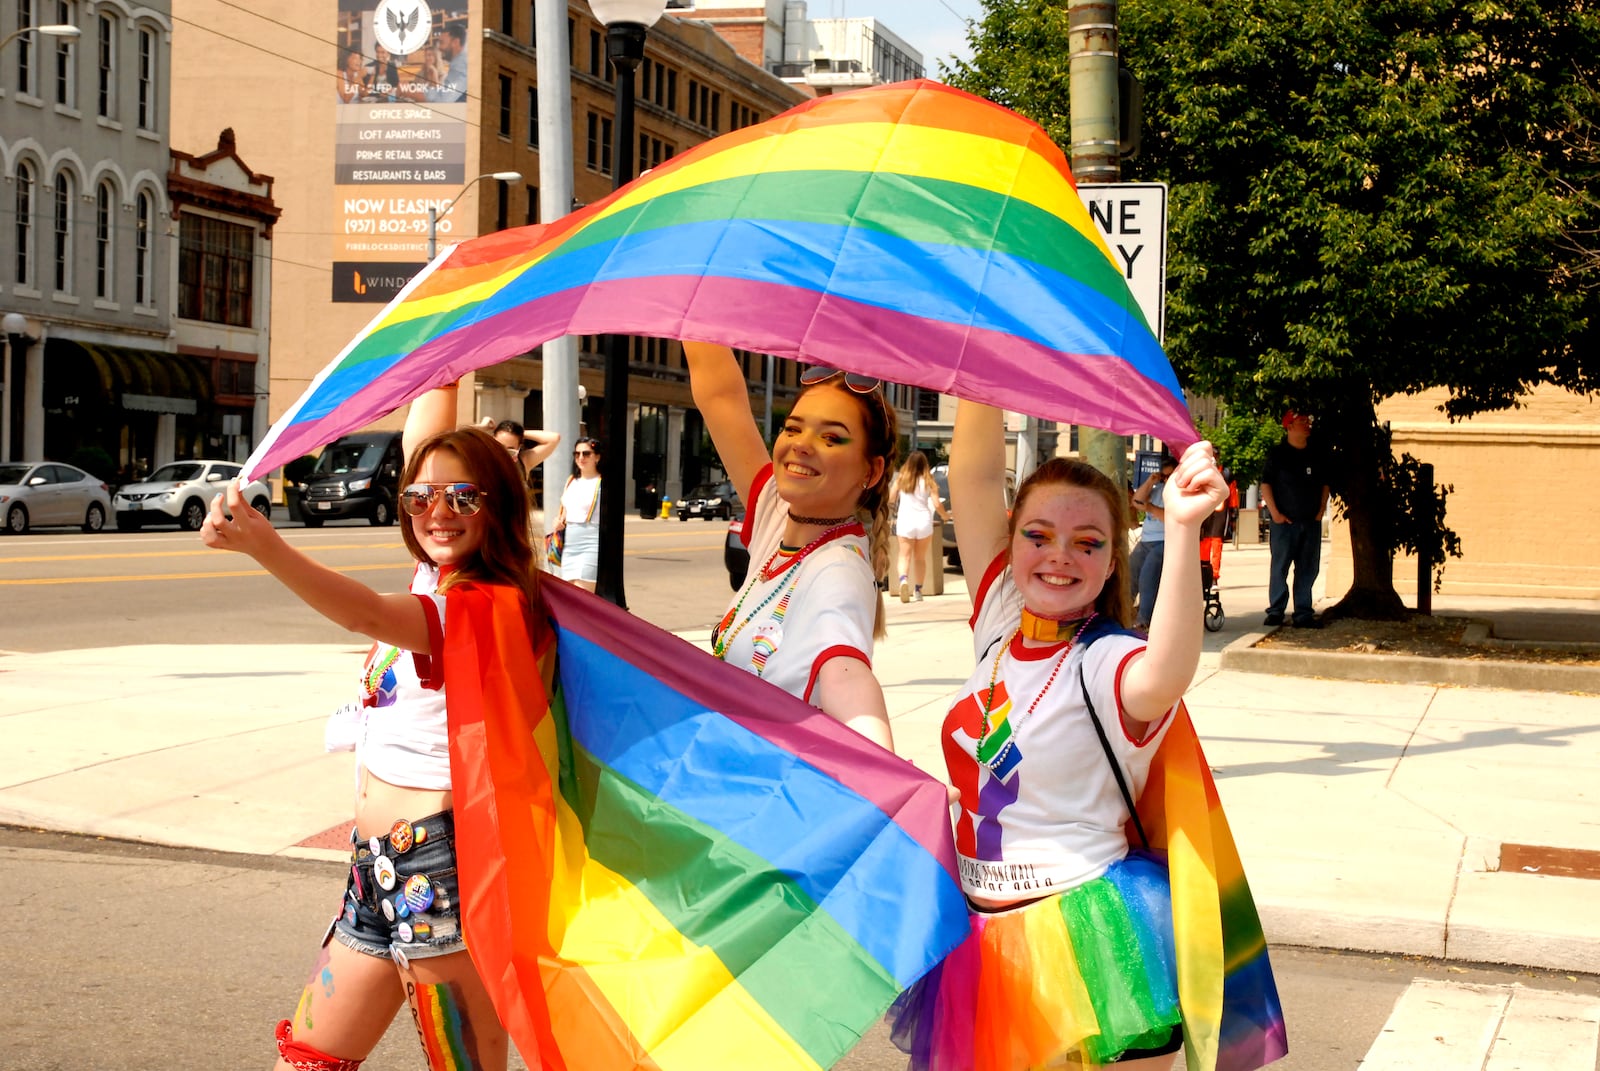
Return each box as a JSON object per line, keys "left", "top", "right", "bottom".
{"left": 1112, "top": 645, "right": 1173, "bottom": 746}
{"left": 968, "top": 550, "right": 1010, "bottom": 631}
{"left": 742, "top": 463, "right": 775, "bottom": 548}
{"left": 413, "top": 594, "right": 446, "bottom": 691}
{"left": 802, "top": 644, "right": 871, "bottom": 705}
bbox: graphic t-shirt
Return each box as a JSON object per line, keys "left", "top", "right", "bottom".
{"left": 713, "top": 463, "right": 874, "bottom": 704}
{"left": 942, "top": 554, "right": 1176, "bottom": 909}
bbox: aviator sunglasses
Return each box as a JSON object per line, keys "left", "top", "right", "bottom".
{"left": 798, "top": 365, "right": 880, "bottom": 394}
{"left": 400, "top": 482, "right": 487, "bottom": 517}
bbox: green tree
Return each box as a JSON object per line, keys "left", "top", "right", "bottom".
{"left": 951, "top": 0, "right": 1599, "bottom": 617}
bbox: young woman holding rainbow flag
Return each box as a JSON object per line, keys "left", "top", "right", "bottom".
{"left": 891, "top": 400, "right": 1287, "bottom": 1071}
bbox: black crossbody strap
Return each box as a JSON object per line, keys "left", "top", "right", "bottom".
{"left": 1079, "top": 661, "right": 1150, "bottom": 850}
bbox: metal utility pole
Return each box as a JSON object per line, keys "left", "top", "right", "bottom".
{"left": 1069, "top": 0, "right": 1130, "bottom": 492}
{"left": 537, "top": 0, "right": 582, "bottom": 509}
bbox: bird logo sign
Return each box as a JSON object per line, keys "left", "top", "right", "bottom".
{"left": 373, "top": 0, "right": 431, "bottom": 57}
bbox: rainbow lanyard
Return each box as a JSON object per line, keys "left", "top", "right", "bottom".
{"left": 747, "top": 582, "right": 798, "bottom": 677}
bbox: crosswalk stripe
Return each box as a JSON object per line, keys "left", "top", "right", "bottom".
{"left": 1361, "top": 979, "right": 1600, "bottom": 1070}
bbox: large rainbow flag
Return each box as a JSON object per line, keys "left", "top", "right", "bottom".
{"left": 243, "top": 79, "right": 1194, "bottom": 481}
{"left": 443, "top": 578, "right": 970, "bottom": 1070}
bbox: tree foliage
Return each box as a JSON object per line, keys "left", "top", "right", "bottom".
{"left": 950, "top": 0, "right": 1599, "bottom": 615}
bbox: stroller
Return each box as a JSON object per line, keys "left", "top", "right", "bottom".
{"left": 1198, "top": 498, "right": 1232, "bottom": 632}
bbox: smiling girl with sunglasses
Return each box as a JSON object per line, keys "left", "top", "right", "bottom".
{"left": 201, "top": 408, "right": 536, "bottom": 1071}
{"left": 682, "top": 341, "right": 898, "bottom": 747}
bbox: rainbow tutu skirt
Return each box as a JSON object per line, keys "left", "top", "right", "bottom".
{"left": 889, "top": 851, "right": 1181, "bottom": 1070}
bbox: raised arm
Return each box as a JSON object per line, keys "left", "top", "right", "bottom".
{"left": 202, "top": 480, "right": 431, "bottom": 651}
{"left": 949, "top": 400, "right": 1011, "bottom": 604}
{"left": 682, "top": 341, "right": 769, "bottom": 501}
{"left": 520, "top": 428, "right": 562, "bottom": 472}
{"left": 1119, "top": 441, "right": 1228, "bottom": 724}
{"left": 404, "top": 382, "right": 462, "bottom": 462}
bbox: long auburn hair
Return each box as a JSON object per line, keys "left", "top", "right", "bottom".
{"left": 798, "top": 378, "right": 899, "bottom": 639}
{"left": 1007, "top": 458, "right": 1133, "bottom": 627}
{"left": 399, "top": 426, "right": 539, "bottom": 610}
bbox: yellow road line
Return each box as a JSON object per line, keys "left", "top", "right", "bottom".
{"left": 0, "top": 544, "right": 721, "bottom": 585}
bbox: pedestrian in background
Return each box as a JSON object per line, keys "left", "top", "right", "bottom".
{"left": 200, "top": 392, "right": 536, "bottom": 1071}
{"left": 553, "top": 438, "right": 603, "bottom": 592}
{"left": 482, "top": 417, "right": 560, "bottom": 571}
{"left": 898, "top": 400, "right": 1234, "bottom": 1069}
{"left": 683, "top": 341, "right": 898, "bottom": 748}
{"left": 1260, "top": 411, "right": 1330, "bottom": 628}
{"left": 1129, "top": 453, "right": 1177, "bottom": 630}
{"left": 890, "top": 450, "right": 950, "bottom": 603}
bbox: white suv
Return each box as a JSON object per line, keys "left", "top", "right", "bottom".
{"left": 113, "top": 460, "right": 272, "bottom": 532}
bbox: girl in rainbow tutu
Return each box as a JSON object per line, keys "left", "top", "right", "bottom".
{"left": 891, "top": 400, "right": 1286, "bottom": 1070}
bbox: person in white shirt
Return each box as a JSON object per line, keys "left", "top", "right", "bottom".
{"left": 889, "top": 449, "right": 950, "bottom": 603}
{"left": 890, "top": 399, "right": 1229, "bottom": 1070}
{"left": 553, "top": 437, "right": 602, "bottom": 591}
{"left": 683, "top": 342, "right": 898, "bottom": 748}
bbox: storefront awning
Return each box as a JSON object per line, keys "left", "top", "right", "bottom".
{"left": 45, "top": 339, "right": 212, "bottom": 414}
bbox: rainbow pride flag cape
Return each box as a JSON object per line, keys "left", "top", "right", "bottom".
{"left": 1142, "top": 705, "right": 1288, "bottom": 1071}
{"left": 443, "top": 578, "right": 970, "bottom": 1070}
{"left": 243, "top": 79, "right": 1194, "bottom": 481}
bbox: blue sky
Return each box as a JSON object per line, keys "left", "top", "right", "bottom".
{"left": 816, "top": 0, "right": 985, "bottom": 73}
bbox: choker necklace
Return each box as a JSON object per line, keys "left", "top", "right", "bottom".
{"left": 1019, "top": 608, "right": 1096, "bottom": 643}
{"left": 976, "top": 611, "right": 1097, "bottom": 772}
{"left": 789, "top": 512, "right": 856, "bottom": 527}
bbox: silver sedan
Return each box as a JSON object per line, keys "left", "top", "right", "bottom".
{"left": 0, "top": 462, "right": 113, "bottom": 534}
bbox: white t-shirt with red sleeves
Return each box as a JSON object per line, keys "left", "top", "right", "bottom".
{"left": 713, "top": 463, "right": 875, "bottom": 705}
{"left": 942, "top": 553, "right": 1177, "bottom": 910}
{"left": 337, "top": 562, "right": 453, "bottom": 791}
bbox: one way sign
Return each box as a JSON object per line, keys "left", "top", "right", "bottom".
{"left": 1077, "top": 182, "right": 1169, "bottom": 343}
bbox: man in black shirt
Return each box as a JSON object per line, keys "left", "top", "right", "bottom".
{"left": 1260, "top": 411, "right": 1330, "bottom": 627}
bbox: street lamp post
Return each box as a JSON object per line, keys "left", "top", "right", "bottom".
{"left": 427, "top": 171, "right": 522, "bottom": 260}
{"left": 590, "top": 0, "right": 667, "bottom": 609}
{"left": 0, "top": 23, "right": 80, "bottom": 52}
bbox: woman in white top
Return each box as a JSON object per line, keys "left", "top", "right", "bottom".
{"left": 201, "top": 384, "right": 537, "bottom": 1071}
{"left": 888, "top": 400, "right": 1231, "bottom": 1070}
{"left": 889, "top": 450, "right": 950, "bottom": 603}
{"left": 553, "top": 437, "right": 602, "bottom": 591}
{"left": 683, "top": 341, "right": 898, "bottom": 748}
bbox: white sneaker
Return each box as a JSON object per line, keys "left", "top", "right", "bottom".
{"left": 898, "top": 576, "right": 911, "bottom": 603}
{"left": 912, "top": 590, "right": 924, "bottom": 602}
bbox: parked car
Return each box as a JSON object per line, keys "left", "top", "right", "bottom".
{"left": 930, "top": 464, "right": 1016, "bottom": 567}
{"left": 0, "top": 462, "right": 112, "bottom": 534}
{"left": 677, "top": 479, "right": 740, "bottom": 522}
{"left": 295, "top": 431, "right": 403, "bottom": 527}
{"left": 724, "top": 504, "right": 749, "bottom": 590}
{"left": 113, "top": 460, "right": 272, "bottom": 531}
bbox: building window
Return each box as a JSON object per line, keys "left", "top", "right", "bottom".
{"left": 653, "top": 61, "right": 665, "bottom": 106}
{"left": 915, "top": 389, "right": 940, "bottom": 422}
{"left": 53, "top": 0, "right": 75, "bottom": 108}
{"left": 95, "top": 181, "right": 113, "bottom": 298}
{"left": 526, "top": 86, "right": 538, "bottom": 146}
{"left": 525, "top": 184, "right": 539, "bottom": 226}
{"left": 528, "top": 1, "right": 537, "bottom": 49}
{"left": 137, "top": 27, "right": 155, "bottom": 129}
{"left": 639, "top": 57, "right": 651, "bottom": 103}
{"left": 588, "top": 28, "right": 601, "bottom": 77}
{"left": 179, "top": 213, "right": 254, "bottom": 327}
{"left": 97, "top": 13, "right": 116, "bottom": 118}
{"left": 666, "top": 69, "right": 676, "bottom": 111}
{"left": 687, "top": 79, "right": 698, "bottom": 123}
{"left": 501, "top": 0, "right": 513, "bottom": 35}
{"left": 496, "top": 182, "right": 508, "bottom": 231}
{"left": 567, "top": 17, "right": 574, "bottom": 64}
{"left": 52, "top": 172, "right": 73, "bottom": 293}
{"left": 709, "top": 91, "right": 721, "bottom": 132}
{"left": 498, "top": 72, "right": 512, "bottom": 136}
{"left": 585, "top": 112, "right": 598, "bottom": 170}
{"left": 13, "top": 162, "right": 34, "bottom": 286}
{"left": 601, "top": 116, "right": 612, "bottom": 176}
{"left": 134, "top": 191, "right": 152, "bottom": 305}
{"left": 16, "top": 0, "right": 35, "bottom": 95}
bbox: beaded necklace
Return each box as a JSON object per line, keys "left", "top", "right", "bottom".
{"left": 975, "top": 612, "right": 1096, "bottom": 771}
{"left": 711, "top": 522, "right": 856, "bottom": 663}
{"left": 361, "top": 646, "right": 401, "bottom": 700}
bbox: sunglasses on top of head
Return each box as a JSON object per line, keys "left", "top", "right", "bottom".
{"left": 798, "top": 366, "right": 880, "bottom": 394}
{"left": 399, "top": 483, "right": 487, "bottom": 517}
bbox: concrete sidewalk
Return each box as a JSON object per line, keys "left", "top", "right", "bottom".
{"left": 3, "top": 542, "right": 1598, "bottom": 975}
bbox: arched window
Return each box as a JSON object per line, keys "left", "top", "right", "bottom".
{"left": 134, "top": 190, "right": 153, "bottom": 305}
{"left": 53, "top": 171, "right": 74, "bottom": 293}
{"left": 13, "top": 161, "right": 34, "bottom": 286}
{"left": 96, "top": 180, "right": 115, "bottom": 299}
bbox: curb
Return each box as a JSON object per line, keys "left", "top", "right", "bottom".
{"left": 1219, "top": 631, "right": 1600, "bottom": 694}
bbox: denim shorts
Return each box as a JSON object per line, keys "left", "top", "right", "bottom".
{"left": 329, "top": 809, "right": 465, "bottom": 964}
